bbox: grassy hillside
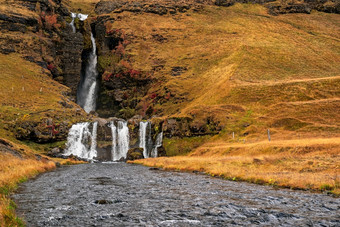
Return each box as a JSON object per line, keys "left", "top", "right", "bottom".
{"left": 0, "top": 0, "right": 339, "bottom": 224}
{"left": 114, "top": 4, "right": 340, "bottom": 194}
{"left": 107, "top": 4, "right": 339, "bottom": 138}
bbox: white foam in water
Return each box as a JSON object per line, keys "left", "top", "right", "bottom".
{"left": 64, "top": 122, "right": 97, "bottom": 160}
{"left": 151, "top": 132, "right": 163, "bottom": 158}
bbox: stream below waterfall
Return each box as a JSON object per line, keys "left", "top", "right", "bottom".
{"left": 12, "top": 163, "right": 339, "bottom": 226}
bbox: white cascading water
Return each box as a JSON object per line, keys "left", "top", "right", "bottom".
{"left": 151, "top": 132, "right": 163, "bottom": 158}
{"left": 88, "top": 121, "right": 98, "bottom": 159}
{"left": 64, "top": 122, "right": 97, "bottom": 160}
{"left": 116, "top": 121, "right": 130, "bottom": 161}
{"left": 139, "top": 121, "right": 153, "bottom": 158}
{"left": 110, "top": 122, "right": 118, "bottom": 161}
{"left": 70, "top": 12, "right": 76, "bottom": 33}
{"left": 77, "top": 32, "right": 98, "bottom": 113}
{"left": 64, "top": 120, "right": 162, "bottom": 161}
{"left": 69, "top": 13, "right": 88, "bottom": 33}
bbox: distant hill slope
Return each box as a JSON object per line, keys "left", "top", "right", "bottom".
{"left": 93, "top": 2, "right": 339, "bottom": 141}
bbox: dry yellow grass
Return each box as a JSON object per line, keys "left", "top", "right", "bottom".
{"left": 66, "top": 0, "right": 100, "bottom": 14}
{"left": 131, "top": 137, "right": 340, "bottom": 195}
{"left": 102, "top": 4, "right": 340, "bottom": 141}
{"left": 0, "top": 150, "right": 56, "bottom": 226}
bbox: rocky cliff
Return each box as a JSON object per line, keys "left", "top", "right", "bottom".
{"left": 0, "top": 0, "right": 339, "bottom": 157}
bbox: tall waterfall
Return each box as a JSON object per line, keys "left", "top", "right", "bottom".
{"left": 151, "top": 132, "right": 163, "bottom": 158}
{"left": 64, "top": 122, "right": 97, "bottom": 160}
{"left": 139, "top": 121, "right": 152, "bottom": 158}
{"left": 77, "top": 32, "right": 98, "bottom": 113}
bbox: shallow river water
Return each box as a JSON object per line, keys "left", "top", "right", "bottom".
{"left": 13, "top": 163, "right": 339, "bottom": 226}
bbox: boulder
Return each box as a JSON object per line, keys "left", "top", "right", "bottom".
{"left": 126, "top": 148, "right": 144, "bottom": 160}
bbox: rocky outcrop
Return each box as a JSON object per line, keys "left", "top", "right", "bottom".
{"left": 215, "top": 0, "right": 340, "bottom": 14}
{"left": 126, "top": 147, "right": 144, "bottom": 160}
{"left": 58, "top": 30, "right": 84, "bottom": 97}
{"left": 93, "top": 17, "right": 153, "bottom": 118}
{"left": 94, "top": 0, "right": 213, "bottom": 15}
{"left": 215, "top": 0, "right": 275, "bottom": 7}
{"left": 14, "top": 118, "right": 71, "bottom": 143}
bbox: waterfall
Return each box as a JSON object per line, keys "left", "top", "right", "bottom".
{"left": 69, "top": 13, "right": 88, "bottom": 33}
{"left": 70, "top": 13, "right": 76, "bottom": 33}
{"left": 151, "top": 132, "right": 163, "bottom": 158}
{"left": 64, "top": 122, "right": 97, "bottom": 160}
{"left": 64, "top": 120, "right": 162, "bottom": 161}
{"left": 116, "top": 121, "right": 130, "bottom": 161}
{"left": 89, "top": 121, "right": 98, "bottom": 159}
{"left": 77, "top": 32, "right": 98, "bottom": 113}
{"left": 109, "top": 122, "right": 117, "bottom": 161}
{"left": 139, "top": 121, "right": 152, "bottom": 158}
{"left": 109, "top": 121, "right": 130, "bottom": 161}
{"left": 77, "top": 13, "right": 88, "bottom": 21}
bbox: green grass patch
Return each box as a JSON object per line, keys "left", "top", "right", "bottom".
{"left": 163, "top": 135, "right": 212, "bottom": 156}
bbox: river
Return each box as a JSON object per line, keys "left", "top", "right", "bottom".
{"left": 13, "top": 163, "right": 339, "bottom": 226}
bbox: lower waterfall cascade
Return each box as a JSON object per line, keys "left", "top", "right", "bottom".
{"left": 64, "top": 120, "right": 163, "bottom": 161}
{"left": 139, "top": 121, "right": 152, "bottom": 158}
{"left": 64, "top": 122, "right": 98, "bottom": 160}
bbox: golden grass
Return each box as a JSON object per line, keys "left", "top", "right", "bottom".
{"left": 0, "top": 151, "right": 56, "bottom": 226}
{"left": 65, "top": 0, "right": 100, "bottom": 14}
{"left": 131, "top": 137, "right": 340, "bottom": 195}
{"left": 100, "top": 4, "right": 340, "bottom": 142}
{"left": 0, "top": 53, "right": 88, "bottom": 148}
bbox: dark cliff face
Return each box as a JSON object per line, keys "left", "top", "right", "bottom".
{"left": 94, "top": 0, "right": 214, "bottom": 15}
{"left": 0, "top": 0, "right": 87, "bottom": 101}
{"left": 92, "top": 16, "right": 154, "bottom": 119}
{"left": 58, "top": 30, "right": 84, "bottom": 97}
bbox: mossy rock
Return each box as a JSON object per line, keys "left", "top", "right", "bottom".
{"left": 126, "top": 148, "right": 144, "bottom": 160}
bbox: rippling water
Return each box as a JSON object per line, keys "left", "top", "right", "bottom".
{"left": 13, "top": 163, "right": 340, "bottom": 226}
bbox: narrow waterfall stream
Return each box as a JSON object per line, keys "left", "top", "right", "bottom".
{"left": 151, "top": 132, "right": 163, "bottom": 158}
{"left": 69, "top": 13, "right": 76, "bottom": 33}
{"left": 139, "top": 121, "right": 152, "bottom": 158}
{"left": 77, "top": 32, "right": 98, "bottom": 113}
{"left": 69, "top": 13, "right": 88, "bottom": 33}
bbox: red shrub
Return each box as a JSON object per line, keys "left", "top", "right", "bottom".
{"left": 120, "top": 60, "right": 131, "bottom": 69}
{"left": 44, "top": 14, "right": 60, "bottom": 30}
{"left": 128, "top": 69, "right": 141, "bottom": 78}
{"left": 165, "top": 92, "right": 171, "bottom": 100}
{"left": 150, "top": 93, "right": 157, "bottom": 99}
{"left": 47, "top": 63, "right": 55, "bottom": 71}
{"left": 115, "top": 42, "right": 125, "bottom": 56}
{"left": 102, "top": 72, "right": 113, "bottom": 81}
